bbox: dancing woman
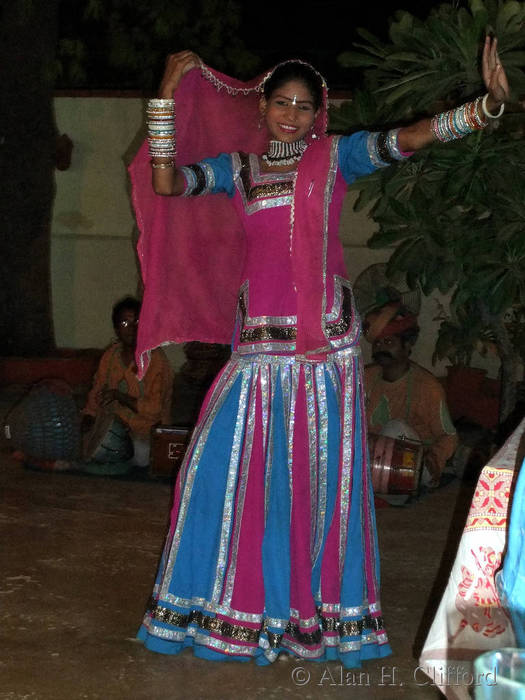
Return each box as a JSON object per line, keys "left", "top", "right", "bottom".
{"left": 130, "top": 38, "right": 508, "bottom": 666}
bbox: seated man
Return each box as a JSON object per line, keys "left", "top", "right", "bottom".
{"left": 82, "top": 296, "right": 172, "bottom": 469}
{"left": 363, "top": 302, "right": 457, "bottom": 489}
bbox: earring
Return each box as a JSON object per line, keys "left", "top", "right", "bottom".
{"left": 310, "top": 125, "right": 318, "bottom": 140}
{"left": 258, "top": 114, "right": 265, "bottom": 130}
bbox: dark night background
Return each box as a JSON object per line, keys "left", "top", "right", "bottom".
{"left": 57, "top": 0, "right": 442, "bottom": 91}
{"left": 240, "top": 0, "right": 440, "bottom": 87}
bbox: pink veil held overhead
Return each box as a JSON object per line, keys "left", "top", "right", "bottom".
{"left": 129, "top": 65, "right": 267, "bottom": 376}
{"left": 129, "top": 61, "right": 332, "bottom": 376}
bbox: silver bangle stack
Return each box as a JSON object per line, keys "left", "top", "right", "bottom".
{"left": 431, "top": 95, "right": 488, "bottom": 142}
{"left": 147, "top": 98, "right": 176, "bottom": 166}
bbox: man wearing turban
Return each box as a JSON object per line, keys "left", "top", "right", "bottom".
{"left": 363, "top": 302, "right": 457, "bottom": 489}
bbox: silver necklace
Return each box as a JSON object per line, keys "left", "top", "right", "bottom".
{"left": 262, "top": 139, "right": 307, "bottom": 166}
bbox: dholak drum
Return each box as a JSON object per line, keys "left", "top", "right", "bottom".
{"left": 368, "top": 433, "right": 423, "bottom": 495}
{"left": 83, "top": 412, "right": 133, "bottom": 464}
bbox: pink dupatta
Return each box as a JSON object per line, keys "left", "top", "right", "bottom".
{"left": 129, "top": 63, "right": 335, "bottom": 375}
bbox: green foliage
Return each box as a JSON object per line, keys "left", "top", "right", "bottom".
{"left": 57, "top": 0, "right": 259, "bottom": 89}
{"left": 337, "top": 0, "right": 525, "bottom": 120}
{"left": 334, "top": 0, "right": 525, "bottom": 368}
{"left": 433, "top": 307, "right": 497, "bottom": 366}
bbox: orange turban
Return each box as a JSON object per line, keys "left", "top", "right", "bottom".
{"left": 363, "top": 302, "right": 419, "bottom": 343}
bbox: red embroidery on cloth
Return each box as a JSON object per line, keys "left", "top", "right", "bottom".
{"left": 449, "top": 546, "right": 508, "bottom": 643}
{"left": 465, "top": 469, "right": 513, "bottom": 531}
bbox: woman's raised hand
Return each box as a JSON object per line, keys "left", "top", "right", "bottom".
{"left": 482, "top": 35, "right": 510, "bottom": 108}
{"left": 158, "top": 50, "right": 200, "bottom": 99}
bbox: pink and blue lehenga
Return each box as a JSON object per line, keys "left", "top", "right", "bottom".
{"left": 135, "top": 131, "right": 399, "bottom": 667}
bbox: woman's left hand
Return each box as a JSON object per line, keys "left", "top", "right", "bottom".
{"left": 482, "top": 35, "right": 510, "bottom": 107}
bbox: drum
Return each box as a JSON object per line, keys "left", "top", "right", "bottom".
{"left": 4, "top": 379, "right": 80, "bottom": 460}
{"left": 83, "top": 412, "right": 133, "bottom": 464}
{"left": 368, "top": 433, "right": 423, "bottom": 495}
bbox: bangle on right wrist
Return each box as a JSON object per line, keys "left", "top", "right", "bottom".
{"left": 430, "top": 95, "right": 488, "bottom": 142}
{"left": 482, "top": 93, "right": 505, "bottom": 119}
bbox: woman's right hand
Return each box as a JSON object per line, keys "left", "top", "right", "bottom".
{"left": 158, "top": 50, "right": 200, "bottom": 99}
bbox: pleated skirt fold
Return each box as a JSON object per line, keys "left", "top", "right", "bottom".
{"left": 138, "top": 348, "right": 391, "bottom": 667}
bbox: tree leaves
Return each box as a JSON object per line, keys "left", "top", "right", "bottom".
{"left": 334, "top": 0, "right": 525, "bottom": 369}
{"left": 337, "top": 0, "right": 525, "bottom": 118}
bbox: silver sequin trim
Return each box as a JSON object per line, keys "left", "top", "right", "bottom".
{"left": 366, "top": 129, "right": 410, "bottom": 169}
{"left": 143, "top": 606, "right": 389, "bottom": 657}
{"left": 160, "top": 593, "right": 263, "bottom": 623}
{"left": 237, "top": 341, "right": 296, "bottom": 354}
{"left": 179, "top": 161, "right": 215, "bottom": 196}
{"left": 286, "top": 364, "right": 300, "bottom": 517}
{"left": 339, "top": 640, "right": 363, "bottom": 652}
{"left": 222, "top": 365, "right": 259, "bottom": 605}
{"left": 296, "top": 614, "right": 320, "bottom": 629}
{"left": 303, "top": 365, "right": 318, "bottom": 557}
{"left": 386, "top": 128, "right": 405, "bottom": 160}
{"left": 237, "top": 277, "right": 361, "bottom": 352}
{"left": 160, "top": 362, "right": 240, "bottom": 597}
{"left": 319, "top": 602, "right": 340, "bottom": 614}
{"left": 180, "top": 166, "right": 196, "bottom": 196}
{"left": 232, "top": 152, "right": 294, "bottom": 216}
{"left": 248, "top": 195, "right": 293, "bottom": 214}
{"left": 265, "top": 617, "right": 288, "bottom": 629}
{"left": 325, "top": 275, "right": 343, "bottom": 322}
{"left": 283, "top": 639, "right": 325, "bottom": 658}
{"left": 367, "top": 132, "right": 388, "bottom": 168}
{"left": 199, "top": 161, "right": 216, "bottom": 193}
{"left": 155, "top": 596, "right": 381, "bottom": 629}
{"left": 211, "top": 369, "right": 252, "bottom": 602}
{"left": 260, "top": 362, "right": 270, "bottom": 466}
{"left": 313, "top": 364, "right": 328, "bottom": 566}
{"left": 369, "top": 600, "right": 381, "bottom": 614}
{"left": 321, "top": 137, "right": 340, "bottom": 343}
{"left": 341, "top": 605, "right": 365, "bottom": 617}
{"left": 339, "top": 357, "right": 356, "bottom": 572}
{"left": 264, "top": 363, "right": 279, "bottom": 524}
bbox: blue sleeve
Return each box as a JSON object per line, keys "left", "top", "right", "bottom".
{"left": 201, "top": 153, "right": 235, "bottom": 196}
{"left": 180, "top": 153, "right": 235, "bottom": 197}
{"left": 337, "top": 131, "right": 378, "bottom": 185}
{"left": 338, "top": 129, "right": 412, "bottom": 185}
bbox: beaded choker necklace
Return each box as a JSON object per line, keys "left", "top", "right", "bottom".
{"left": 262, "top": 139, "right": 307, "bottom": 166}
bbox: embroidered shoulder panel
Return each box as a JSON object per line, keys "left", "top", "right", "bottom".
{"left": 233, "top": 152, "right": 294, "bottom": 215}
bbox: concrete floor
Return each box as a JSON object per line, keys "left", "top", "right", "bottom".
{"left": 0, "top": 379, "right": 474, "bottom": 700}
{"left": 0, "top": 444, "right": 478, "bottom": 700}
